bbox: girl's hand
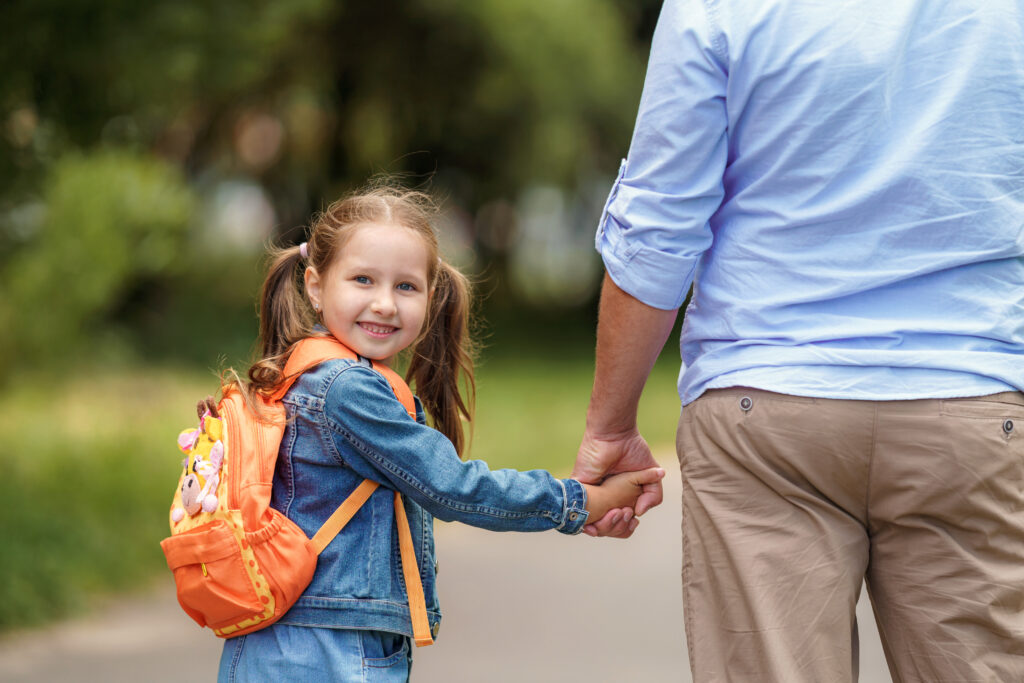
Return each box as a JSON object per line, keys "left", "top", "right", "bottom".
{"left": 580, "top": 467, "right": 666, "bottom": 523}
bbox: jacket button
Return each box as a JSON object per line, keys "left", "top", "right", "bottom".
{"left": 431, "top": 621, "right": 441, "bottom": 637}
{"left": 569, "top": 512, "right": 579, "bottom": 521}
{"left": 740, "top": 396, "right": 753, "bottom": 412}
{"left": 1004, "top": 419, "right": 1014, "bottom": 434}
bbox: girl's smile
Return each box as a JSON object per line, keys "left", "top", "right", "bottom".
{"left": 358, "top": 322, "right": 398, "bottom": 337}
{"left": 305, "top": 222, "right": 431, "bottom": 365}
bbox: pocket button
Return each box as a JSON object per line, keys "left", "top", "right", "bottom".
{"left": 1003, "top": 419, "right": 1014, "bottom": 434}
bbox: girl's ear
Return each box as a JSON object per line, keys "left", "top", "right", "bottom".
{"left": 304, "top": 266, "right": 321, "bottom": 309}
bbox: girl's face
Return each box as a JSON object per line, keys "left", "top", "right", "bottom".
{"left": 305, "top": 222, "right": 431, "bottom": 366}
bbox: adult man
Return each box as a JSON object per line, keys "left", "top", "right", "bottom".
{"left": 573, "top": 1, "right": 1024, "bottom": 681}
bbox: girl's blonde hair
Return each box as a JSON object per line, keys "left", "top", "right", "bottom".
{"left": 241, "top": 184, "right": 476, "bottom": 456}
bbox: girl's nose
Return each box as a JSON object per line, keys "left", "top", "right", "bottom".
{"left": 371, "top": 290, "right": 397, "bottom": 317}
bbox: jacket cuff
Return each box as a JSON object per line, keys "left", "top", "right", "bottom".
{"left": 555, "top": 478, "right": 589, "bottom": 535}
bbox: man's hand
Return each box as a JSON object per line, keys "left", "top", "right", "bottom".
{"left": 573, "top": 427, "right": 664, "bottom": 538}
{"left": 573, "top": 273, "right": 679, "bottom": 538}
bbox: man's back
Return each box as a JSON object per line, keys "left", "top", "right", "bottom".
{"left": 599, "top": 0, "right": 1024, "bottom": 403}
{"left": 584, "top": 4, "right": 1024, "bottom": 680}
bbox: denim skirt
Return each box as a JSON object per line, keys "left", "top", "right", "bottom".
{"left": 218, "top": 624, "right": 411, "bottom": 682}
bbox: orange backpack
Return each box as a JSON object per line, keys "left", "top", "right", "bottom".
{"left": 159, "top": 336, "right": 434, "bottom": 646}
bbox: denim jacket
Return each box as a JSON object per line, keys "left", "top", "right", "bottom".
{"left": 272, "top": 357, "right": 589, "bottom": 639}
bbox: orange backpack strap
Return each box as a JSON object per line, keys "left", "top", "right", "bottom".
{"left": 310, "top": 486, "right": 433, "bottom": 647}
{"left": 270, "top": 336, "right": 355, "bottom": 401}
{"left": 271, "top": 336, "right": 416, "bottom": 419}
{"left": 365, "top": 361, "right": 417, "bottom": 420}
{"left": 309, "top": 480, "right": 380, "bottom": 554}
{"left": 280, "top": 337, "right": 432, "bottom": 646}
{"left": 394, "top": 491, "right": 434, "bottom": 647}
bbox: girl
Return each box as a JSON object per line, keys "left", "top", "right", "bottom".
{"left": 218, "top": 184, "right": 664, "bottom": 682}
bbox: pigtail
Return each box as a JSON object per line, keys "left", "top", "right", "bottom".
{"left": 407, "top": 261, "right": 476, "bottom": 458}
{"left": 247, "top": 244, "right": 312, "bottom": 394}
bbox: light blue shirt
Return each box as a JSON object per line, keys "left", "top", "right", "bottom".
{"left": 597, "top": 0, "right": 1024, "bottom": 405}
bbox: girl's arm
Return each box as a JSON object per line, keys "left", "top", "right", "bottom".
{"left": 324, "top": 365, "right": 591, "bottom": 534}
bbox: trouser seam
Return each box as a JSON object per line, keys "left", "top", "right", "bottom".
{"left": 358, "top": 630, "right": 368, "bottom": 683}
{"left": 680, "top": 477, "right": 698, "bottom": 677}
{"left": 229, "top": 633, "right": 246, "bottom": 683}
{"left": 865, "top": 402, "right": 879, "bottom": 529}
{"left": 678, "top": 415, "right": 700, "bottom": 679}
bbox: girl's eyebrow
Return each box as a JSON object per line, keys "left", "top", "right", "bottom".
{"left": 397, "top": 274, "right": 429, "bottom": 286}
{"left": 340, "top": 260, "right": 384, "bottom": 275}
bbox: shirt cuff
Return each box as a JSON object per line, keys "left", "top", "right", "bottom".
{"left": 599, "top": 225, "right": 697, "bottom": 311}
{"left": 594, "top": 162, "right": 701, "bottom": 310}
{"left": 555, "top": 478, "right": 589, "bottom": 535}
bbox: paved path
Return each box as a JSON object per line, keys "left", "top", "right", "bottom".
{"left": 0, "top": 456, "right": 892, "bottom": 682}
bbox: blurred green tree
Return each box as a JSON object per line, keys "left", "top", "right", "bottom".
{"left": 0, "top": 0, "right": 663, "bottom": 368}
{"left": 0, "top": 150, "right": 194, "bottom": 374}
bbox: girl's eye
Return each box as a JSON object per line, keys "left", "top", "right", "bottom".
{"left": 354, "top": 275, "right": 370, "bottom": 284}
{"left": 397, "top": 282, "right": 416, "bottom": 292}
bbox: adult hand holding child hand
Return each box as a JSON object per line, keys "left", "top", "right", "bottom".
{"left": 579, "top": 464, "right": 666, "bottom": 530}
{"left": 573, "top": 425, "right": 665, "bottom": 538}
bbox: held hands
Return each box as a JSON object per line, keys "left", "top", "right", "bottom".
{"left": 581, "top": 467, "right": 666, "bottom": 525}
{"left": 573, "top": 427, "right": 665, "bottom": 538}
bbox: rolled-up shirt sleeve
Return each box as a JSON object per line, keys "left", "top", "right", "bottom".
{"left": 597, "top": 0, "right": 728, "bottom": 310}
{"left": 324, "top": 365, "right": 589, "bottom": 535}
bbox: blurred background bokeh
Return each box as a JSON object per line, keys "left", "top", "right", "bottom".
{"left": 0, "top": 0, "right": 685, "bottom": 635}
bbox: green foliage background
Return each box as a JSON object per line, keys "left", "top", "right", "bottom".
{"left": 0, "top": 0, "right": 675, "bottom": 632}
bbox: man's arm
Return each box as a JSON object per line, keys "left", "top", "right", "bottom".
{"left": 573, "top": 272, "right": 679, "bottom": 537}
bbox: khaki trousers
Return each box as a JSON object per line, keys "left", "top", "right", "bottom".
{"left": 677, "top": 388, "right": 1024, "bottom": 683}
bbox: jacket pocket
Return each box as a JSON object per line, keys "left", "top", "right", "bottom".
{"left": 161, "top": 520, "right": 263, "bottom": 629}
